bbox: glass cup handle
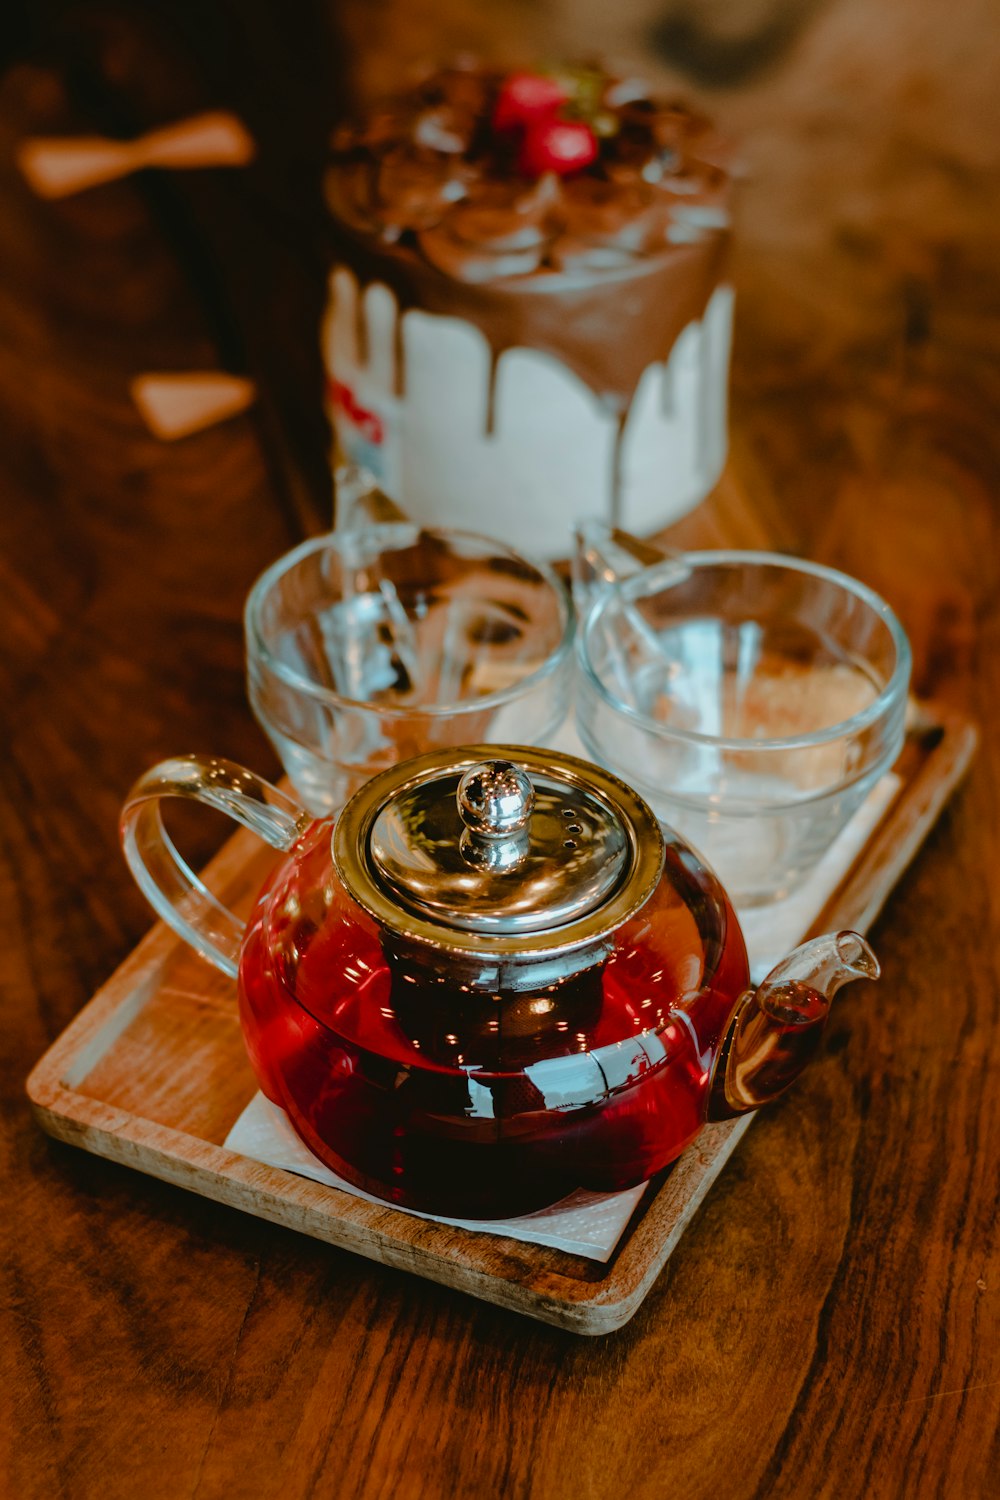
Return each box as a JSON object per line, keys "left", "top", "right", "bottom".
{"left": 571, "top": 519, "right": 691, "bottom": 620}
{"left": 120, "top": 755, "right": 312, "bottom": 979}
{"left": 333, "top": 462, "right": 409, "bottom": 529}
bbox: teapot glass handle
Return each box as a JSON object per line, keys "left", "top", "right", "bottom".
{"left": 120, "top": 756, "right": 312, "bottom": 978}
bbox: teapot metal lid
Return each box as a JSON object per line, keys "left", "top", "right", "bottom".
{"left": 333, "top": 744, "right": 664, "bottom": 967}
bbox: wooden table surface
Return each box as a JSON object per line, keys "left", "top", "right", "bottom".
{"left": 2, "top": 2, "right": 998, "bottom": 1496}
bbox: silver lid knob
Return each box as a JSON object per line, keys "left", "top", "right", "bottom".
{"left": 457, "top": 761, "right": 535, "bottom": 839}
{"left": 457, "top": 761, "right": 535, "bottom": 872}
{"left": 334, "top": 746, "right": 664, "bottom": 976}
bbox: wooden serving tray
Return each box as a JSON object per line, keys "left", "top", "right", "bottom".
{"left": 26, "top": 705, "right": 977, "bottom": 1335}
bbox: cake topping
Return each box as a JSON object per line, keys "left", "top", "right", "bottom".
{"left": 325, "top": 60, "right": 734, "bottom": 520}
{"left": 518, "top": 117, "right": 598, "bottom": 178}
{"left": 493, "top": 72, "right": 569, "bottom": 134}
{"left": 327, "top": 61, "right": 731, "bottom": 284}
{"left": 413, "top": 106, "right": 476, "bottom": 155}
{"left": 417, "top": 175, "right": 559, "bottom": 281}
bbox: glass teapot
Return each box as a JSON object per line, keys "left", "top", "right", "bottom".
{"left": 121, "top": 745, "right": 879, "bottom": 1219}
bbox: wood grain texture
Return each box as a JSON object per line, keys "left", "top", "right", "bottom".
{"left": 23, "top": 703, "right": 974, "bottom": 1338}
{"left": 2, "top": 0, "right": 999, "bottom": 1496}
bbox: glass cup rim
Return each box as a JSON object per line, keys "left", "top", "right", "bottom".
{"left": 245, "top": 526, "right": 576, "bottom": 721}
{"left": 578, "top": 548, "right": 912, "bottom": 753}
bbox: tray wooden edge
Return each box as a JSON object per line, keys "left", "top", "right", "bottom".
{"left": 24, "top": 964, "right": 753, "bottom": 1336}
{"left": 26, "top": 1075, "right": 711, "bottom": 1337}
{"left": 24, "top": 702, "right": 980, "bottom": 1336}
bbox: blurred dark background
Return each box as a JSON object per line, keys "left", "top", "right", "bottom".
{"left": 1, "top": 0, "right": 996, "bottom": 707}
{"left": 4, "top": 0, "right": 996, "bottom": 534}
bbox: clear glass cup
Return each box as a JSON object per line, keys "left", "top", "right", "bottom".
{"left": 245, "top": 524, "right": 575, "bottom": 814}
{"left": 575, "top": 549, "right": 912, "bottom": 905}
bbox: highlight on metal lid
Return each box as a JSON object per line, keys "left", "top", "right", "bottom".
{"left": 332, "top": 744, "right": 665, "bottom": 966}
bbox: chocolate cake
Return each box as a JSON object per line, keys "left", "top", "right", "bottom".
{"left": 323, "top": 62, "right": 734, "bottom": 556}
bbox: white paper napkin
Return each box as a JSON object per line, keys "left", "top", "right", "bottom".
{"left": 224, "top": 767, "right": 897, "bottom": 1261}
{"left": 226, "top": 1092, "right": 647, "bottom": 1262}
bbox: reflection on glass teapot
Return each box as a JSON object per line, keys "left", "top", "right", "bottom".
{"left": 120, "top": 746, "right": 879, "bottom": 1219}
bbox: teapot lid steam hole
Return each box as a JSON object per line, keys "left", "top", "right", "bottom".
{"left": 333, "top": 745, "right": 664, "bottom": 972}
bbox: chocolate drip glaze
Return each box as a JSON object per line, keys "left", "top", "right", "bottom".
{"left": 610, "top": 411, "right": 629, "bottom": 527}
{"left": 392, "top": 310, "right": 405, "bottom": 397}
{"left": 353, "top": 289, "right": 368, "bottom": 368}
{"left": 485, "top": 346, "right": 500, "bottom": 437}
{"left": 326, "top": 63, "right": 734, "bottom": 512}
{"left": 331, "top": 223, "right": 728, "bottom": 413}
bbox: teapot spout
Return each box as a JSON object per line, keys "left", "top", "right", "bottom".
{"left": 708, "top": 932, "right": 880, "bottom": 1119}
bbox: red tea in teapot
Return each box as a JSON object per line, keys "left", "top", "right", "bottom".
{"left": 238, "top": 821, "right": 748, "bottom": 1218}
{"left": 121, "top": 746, "right": 879, "bottom": 1221}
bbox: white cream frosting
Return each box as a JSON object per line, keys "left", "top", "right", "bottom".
{"left": 323, "top": 267, "right": 733, "bottom": 558}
